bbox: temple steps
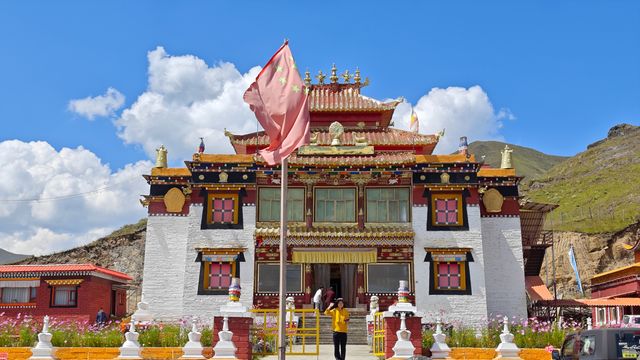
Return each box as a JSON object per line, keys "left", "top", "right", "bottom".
{"left": 318, "top": 316, "right": 369, "bottom": 345}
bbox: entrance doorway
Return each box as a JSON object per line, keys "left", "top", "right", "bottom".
{"left": 312, "top": 264, "right": 357, "bottom": 308}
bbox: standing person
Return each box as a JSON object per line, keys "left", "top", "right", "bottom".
{"left": 313, "top": 286, "right": 324, "bottom": 311}
{"left": 324, "top": 286, "right": 336, "bottom": 309}
{"left": 96, "top": 307, "right": 108, "bottom": 325}
{"left": 325, "top": 298, "right": 349, "bottom": 360}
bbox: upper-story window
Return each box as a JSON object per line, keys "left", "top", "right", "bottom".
{"left": 202, "top": 192, "right": 243, "bottom": 229}
{"left": 427, "top": 191, "right": 468, "bottom": 230}
{"left": 314, "top": 188, "right": 356, "bottom": 222}
{"left": 258, "top": 187, "right": 305, "bottom": 222}
{"left": 366, "top": 188, "right": 410, "bottom": 223}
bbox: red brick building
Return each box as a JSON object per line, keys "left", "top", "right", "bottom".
{"left": 0, "top": 264, "right": 132, "bottom": 322}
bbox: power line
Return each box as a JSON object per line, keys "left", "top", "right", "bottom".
{"left": 0, "top": 177, "right": 141, "bottom": 203}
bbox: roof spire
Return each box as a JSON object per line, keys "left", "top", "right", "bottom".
{"left": 316, "top": 70, "right": 326, "bottom": 84}
{"left": 304, "top": 69, "right": 311, "bottom": 86}
{"left": 354, "top": 67, "right": 361, "bottom": 84}
{"left": 341, "top": 69, "right": 352, "bottom": 84}
{"left": 330, "top": 63, "right": 339, "bottom": 84}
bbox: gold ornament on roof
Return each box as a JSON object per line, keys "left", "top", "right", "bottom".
{"left": 155, "top": 145, "right": 167, "bottom": 168}
{"left": 440, "top": 172, "right": 450, "bottom": 184}
{"left": 436, "top": 129, "right": 445, "bottom": 139}
{"left": 330, "top": 64, "right": 339, "bottom": 84}
{"left": 328, "top": 121, "right": 344, "bottom": 145}
{"left": 304, "top": 69, "right": 311, "bottom": 86}
{"left": 354, "top": 68, "right": 361, "bottom": 84}
{"left": 341, "top": 70, "right": 352, "bottom": 83}
{"left": 316, "top": 70, "right": 326, "bottom": 84}
{"left": 500, "top": 145, "right": 513, "bottom": 169}
{"left": 218, "top": 171, "right": 229, "bottom": 183}
{"left": 353, "top": 132, "right": 368, "bottom": 146}
{"left": 309, "top": 132, "right": 319, "bottom": 145}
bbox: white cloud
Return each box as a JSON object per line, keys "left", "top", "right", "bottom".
{"left": 0, "top": 140, "right": 150, "bottom": 255}
{"left": 115, "top": 47, "right": 262, "bottom": 164}
{"left": 68, "top": 87, "right": 125, "bottom": 120}
{"left": 392, "top": 85, "right": 512, "bottom": 153}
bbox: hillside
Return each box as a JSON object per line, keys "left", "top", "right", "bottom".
{"left": 468, "top": 140, "right": 569, "bottom": 182}
{"left": 527, "top": 123, "right": 640, "bottom": 233}
{"left": 0, "top": 248, "right": 29, "bottom": 265}
{"left": 14, "top": 219, "right": 147, "bottom": 288}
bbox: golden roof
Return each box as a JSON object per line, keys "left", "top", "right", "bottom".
{"left": 592, "top": 263, "right": 640, "bottom": 282}
{"left": 477, "top": 168, "right": 517, "bottom": 177}
{"left": 192, "top": 153, "right": 255, "bottom": 163}
{"left": 150, "top": 168, "right": 192, "bottom": 176}
{"left": 415, "top": 154, "right": 476, "bottom": 163}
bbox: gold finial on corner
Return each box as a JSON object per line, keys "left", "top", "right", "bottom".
{"left": 316, "top": 70, "right": 326, "bottom": 84}
{"left": 304, "top": 69, "right": 311, "bottom": 86}
{"left": 341, "top": 69, "right": 352, "bottom": 83}
{"left": 354, "top": 67, "right": 361, "bottom": 84}
{"left": 330, "top": 63, "right": 339, "bottom": 84}
{"left": 224, "top": 128, "right": 233, "bottom": 138}
{"left": 363, "top": 77, "right": 370, "bottom": 86}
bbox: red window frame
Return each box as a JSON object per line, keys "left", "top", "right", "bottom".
{"left": 436, "top": 262, "right": 463, "bottom": 290}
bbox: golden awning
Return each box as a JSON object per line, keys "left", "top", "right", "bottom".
{"left": 44, "top": 279, "right": 84, "bottom": 286}
{"left": 292, "top": 249, "right": 377, "bottom": 264}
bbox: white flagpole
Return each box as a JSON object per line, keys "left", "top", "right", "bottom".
{"left": 278, "top": 156, "right": 289, "bottom": 360}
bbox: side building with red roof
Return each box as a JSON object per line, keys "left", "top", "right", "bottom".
{"left": 0, "top": 264, "right": 132, "bottom": 322}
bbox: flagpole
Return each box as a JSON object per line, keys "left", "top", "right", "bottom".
{"left": 278, "top": 156, "right": 288, "bottom": 360}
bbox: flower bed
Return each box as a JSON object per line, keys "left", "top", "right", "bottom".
{"left": 0, "top": 314, "right": 212, "bottom": 347}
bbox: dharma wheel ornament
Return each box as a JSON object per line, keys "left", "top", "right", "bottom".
{"left": 329, "top": 121, "right": 344, "bottom": 146}
{"left": 397, "top": 280, "right": 410, "bottom": 304}
{"left": 228, "top": 278, "right": 241, "bottom": 302}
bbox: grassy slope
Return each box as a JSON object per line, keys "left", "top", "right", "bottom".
{"left": 526, "top": 127, "right": 640, "bottom": 233}
{"left": 468, "top": 141, "right": 569, "bottom": 182}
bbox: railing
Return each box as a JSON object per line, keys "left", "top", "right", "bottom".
{"left": 250, "top": 308, "right": 320, "bottom": 356}
{"left": 372, "top": 311, "right": 385, "bottom": 357}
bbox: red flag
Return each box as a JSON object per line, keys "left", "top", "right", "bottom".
{"left": 243, "top": 42, "right": 310, "bottom": 165}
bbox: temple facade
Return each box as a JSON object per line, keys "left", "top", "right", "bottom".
{"left": 140, "top": 67, "right": 527, "bottom": 326}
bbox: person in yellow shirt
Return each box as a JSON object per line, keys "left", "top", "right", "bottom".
{"left": 324, "top": 298, "right": 349, "bottom": 360}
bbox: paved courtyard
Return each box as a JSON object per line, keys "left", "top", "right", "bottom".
{"left": 261, "top": 344, "right": 379, "bottom": 360}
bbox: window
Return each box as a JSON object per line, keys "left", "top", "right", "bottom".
{"left": 203, "top": 192, "right": 243, "bottom": 229}
{"left": 52, "top": 286, "right": 77, "bottom": 307}
{"left": 428, "top": 192, "right": 467, "bottom": 230}
{"left": 366, "top": 188, "right": 410, "bottom": 223}
{"left": 366, "top": 263, "right": 411, "bottom": 293}
{"left": 258, "top": 188, "right": 305, "bottom": 222}
{"left": 1, "top": 287, "right": 36, "bottom": 304}
{"left": 206, "top": 262, "right": 234, "bottom": 290}
{"left": 436, "top": 262, "right": 462, "bottom": 290}
{"left": 314, "top": 188, "right": 356, "bottom": 222}
{"left": 197, "top": 250, "right": 244, "bottom": 295}
{"left": 425, "top": 249, "right": 473, "bottom": 295}
{"left": 256, "top": 263, "right": 303, "bottom": 293}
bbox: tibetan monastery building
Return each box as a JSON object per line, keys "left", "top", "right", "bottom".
{"left": 141, "top": 67, "right": 528, "bottom": 326}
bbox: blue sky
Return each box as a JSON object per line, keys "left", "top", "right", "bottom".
{"left": 0, "top": 1, "right": 638, "bottom": 253}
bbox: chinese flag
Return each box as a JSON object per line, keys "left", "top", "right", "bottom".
{"left": 243, "top": 42, "right": 310, "bottom": 165}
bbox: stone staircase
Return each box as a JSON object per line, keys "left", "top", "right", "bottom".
{"left": 319, "top": 315, "right": 369, "bottom": 345}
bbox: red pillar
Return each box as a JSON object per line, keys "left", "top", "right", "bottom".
{"left": 383, "top": 316, "right": 423, "bottom": 359}
{"left": 212, "top": 316, "right": 253, "bottom": 360}
{"left": 356, "top": 264, "right": 365, "bottom": 305}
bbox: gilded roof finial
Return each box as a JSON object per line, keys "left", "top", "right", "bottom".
{"left": 341, "top": 69, "right": 352, "bottom": 84}
{"left": 500, "top": 145, "right": 514, "bottom": 169}
{"left": 155, "top": 145, "right": 167, "bottom": 168}
{"left": 354, "top": 67, "right": 361, "bottom": 84}
{"left": 330, "top": 63, "right": 339, "bottom": 84}
{"left": 316, "top": 70, "right": 326, "bottom": 84}
{"left": 304, "top": 69, "right": 311, "bottom": 87}
{"left": 363, "top": 77, "right": 370, "bottom": 86}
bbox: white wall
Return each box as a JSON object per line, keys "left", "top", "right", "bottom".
{"left": 481, "top": 217, "right": 527, "bottom": 321}
{"left": 181, "top": 205, "right": 255, "bottom": 321}
{"left": 413, "top": 206, "right": 489, "bottom": 328}
{"left": 141, "top": 215, "right": 189, "bottom": 320}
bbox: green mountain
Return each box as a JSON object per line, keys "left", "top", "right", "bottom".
{"left": 527, "top": 123, "right": 640, "bottom": 233}
{"left": 468, "top": 140, "right": 569, "bottom": 181}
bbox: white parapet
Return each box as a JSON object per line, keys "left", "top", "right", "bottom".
{"left": 494, "top": 316, "right": 521, "bottom": 360}
{"left": 29, "top": 316, "right": 57, "bottom": 360}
